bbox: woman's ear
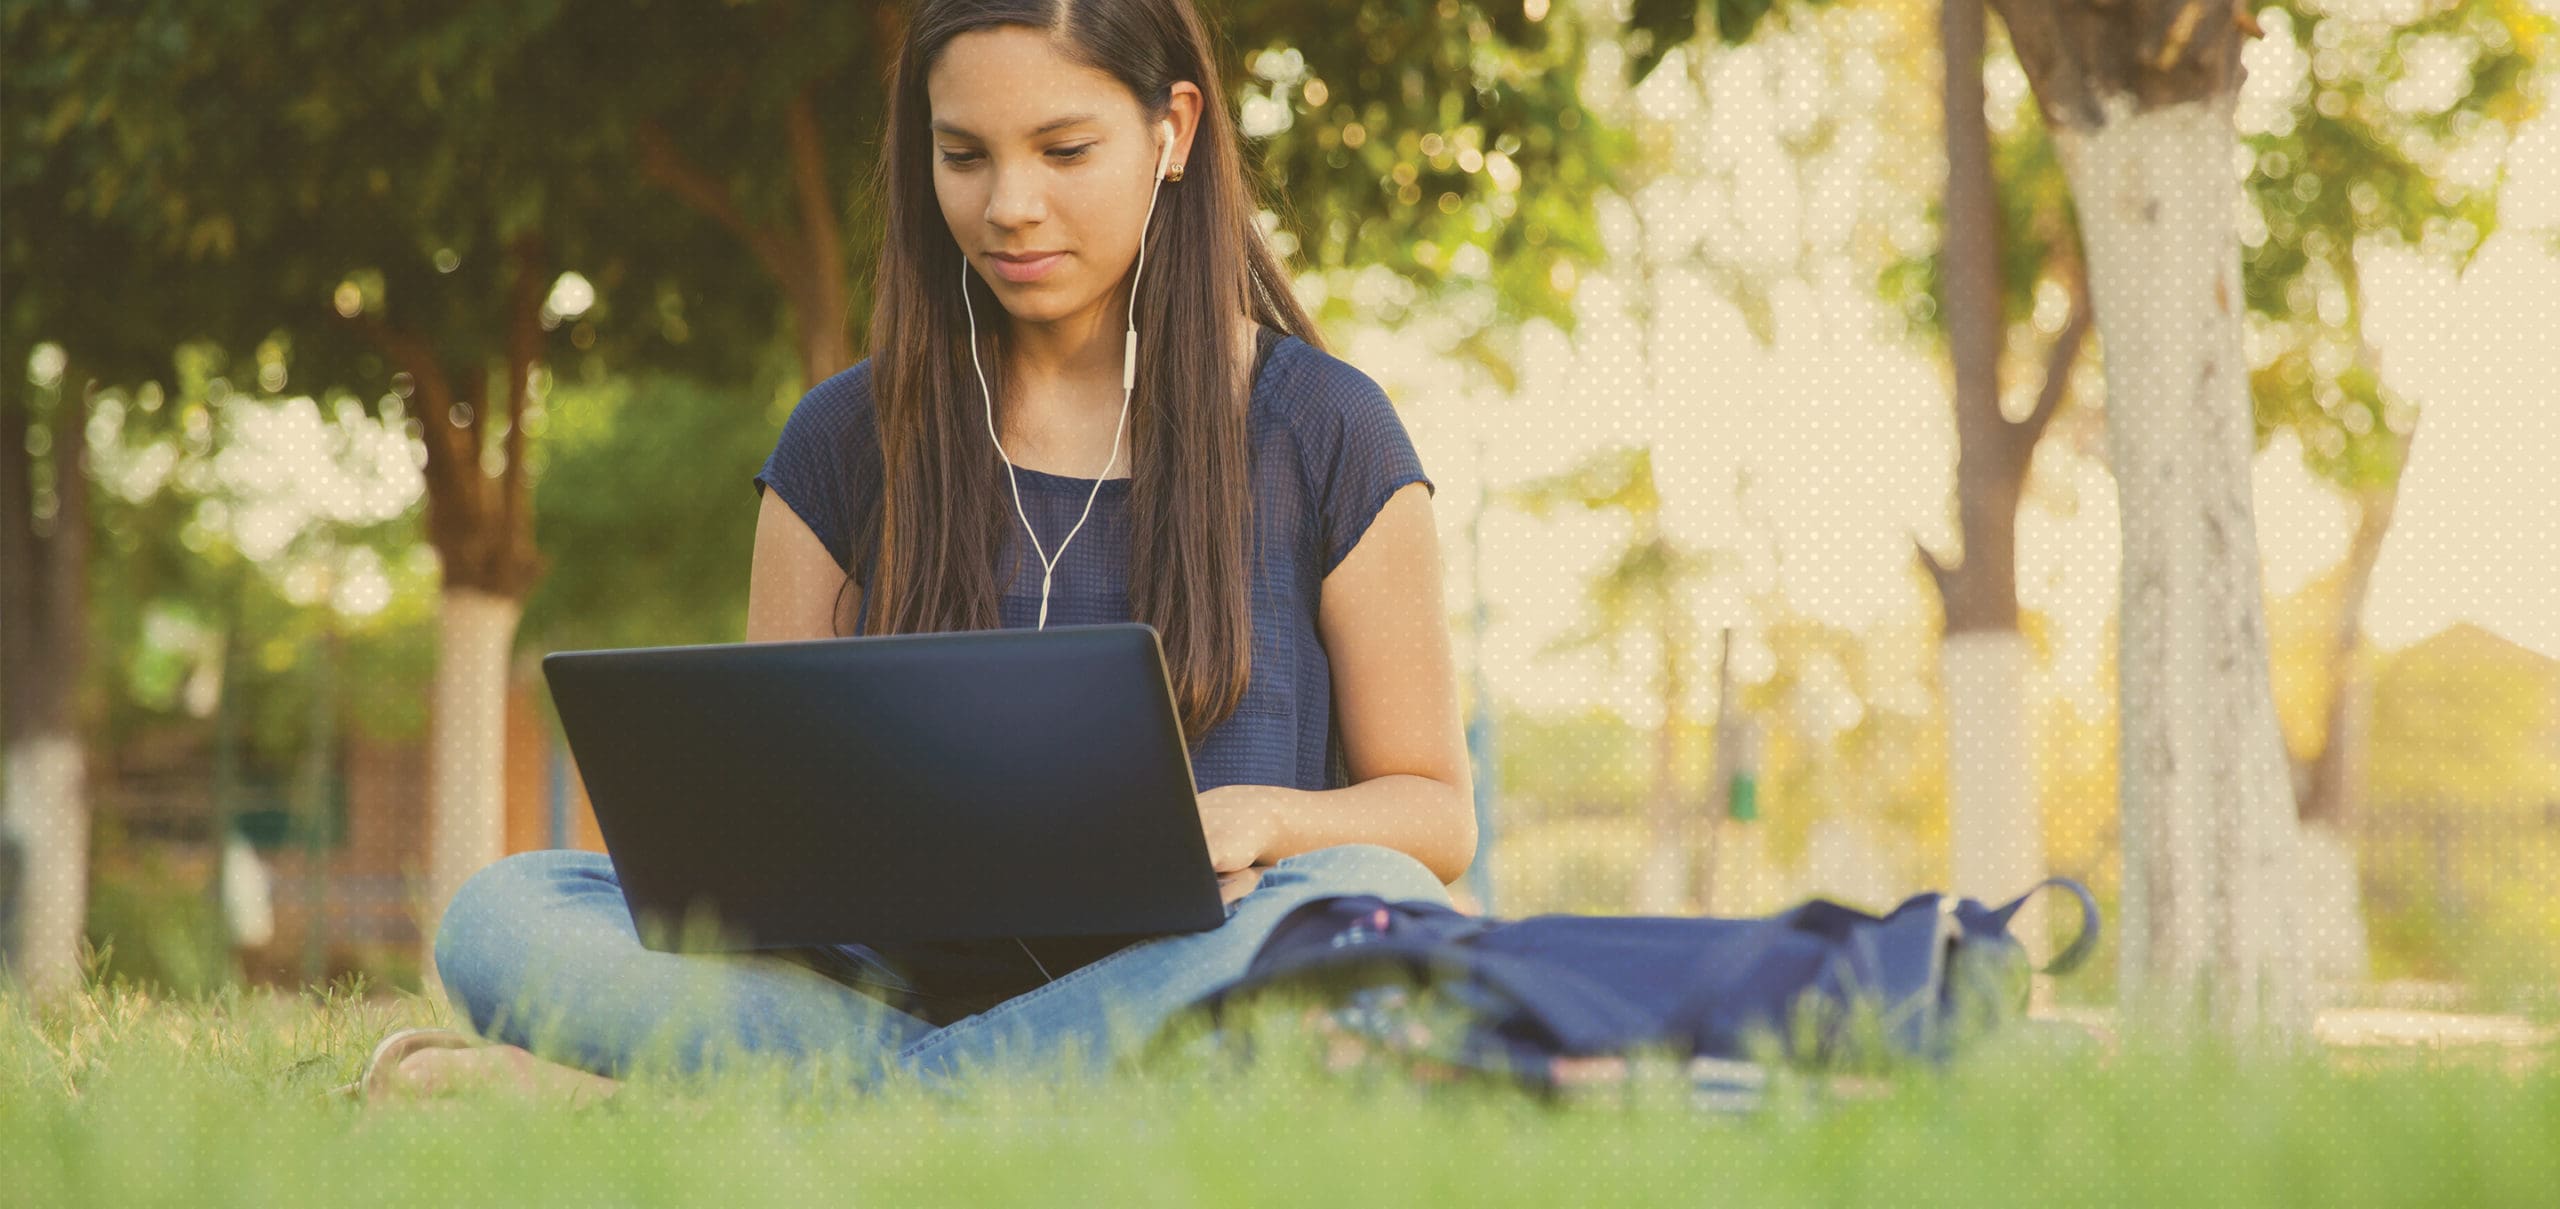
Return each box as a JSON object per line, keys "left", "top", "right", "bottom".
{"left": 1165, "top": 80, "right": 1204, "bottom": 176}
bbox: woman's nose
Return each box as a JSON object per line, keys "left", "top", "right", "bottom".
{"left": 983, "top": 162, "right": 1048, "bottom": 230}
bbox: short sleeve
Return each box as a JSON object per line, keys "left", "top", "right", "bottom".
{"left": 753, "top": 361, "right": 879, "bottom": 579}
{"left": 1303, "top": 369, "right": 1434, "bottom": 578}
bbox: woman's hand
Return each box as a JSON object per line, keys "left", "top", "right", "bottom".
{"left": 1217, "top": 867, "right": 1263, "bottom": 907}
{"left": 1196, "top": 783, "right": 1290, "bottom": 876}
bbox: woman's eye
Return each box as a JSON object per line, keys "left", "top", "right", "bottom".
{"left": 937, "top": 145, "right": 1087, "bottom": 167}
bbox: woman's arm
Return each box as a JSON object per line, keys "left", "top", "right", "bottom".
{"left": 1198, "top": 480, "right": 1476, "bottom": 884}
{"left": 746, "top": 488, "right": 861, "bottom": 642}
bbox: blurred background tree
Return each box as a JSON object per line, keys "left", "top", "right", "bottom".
{"left": 1498, "top": 445, "right": 1725, "bottom": 912}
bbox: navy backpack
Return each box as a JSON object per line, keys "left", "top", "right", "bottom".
{"left": 1181, "top": 878, "right": 2100, "bottom": 1092}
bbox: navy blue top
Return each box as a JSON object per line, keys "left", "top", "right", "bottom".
{"left": 753, "top": 326, "right": 1434, "bottom": 797}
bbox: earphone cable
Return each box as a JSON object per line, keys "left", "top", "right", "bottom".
{"left": 964, "top": 133, "right": 1170, "bottom": 630}
{"left": 1014, "top": 935, "right": 1056, "bottom": 983}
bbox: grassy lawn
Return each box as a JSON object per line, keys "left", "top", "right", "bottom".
{"left": 5, "top": 975, "right": 2556, "bottom": 1208}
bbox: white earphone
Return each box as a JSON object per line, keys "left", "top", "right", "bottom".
{"left": 961, "top": 117, "right": 1179, "bottom": 632}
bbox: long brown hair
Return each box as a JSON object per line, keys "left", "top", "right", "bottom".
{"left": 850, "top": 0, "right": 1319, "bottom": 743}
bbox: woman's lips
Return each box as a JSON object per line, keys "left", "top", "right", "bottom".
{"left": 988, "top": 251, "right": 1065, "bottom": 283}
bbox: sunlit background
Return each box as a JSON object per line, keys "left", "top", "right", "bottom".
{"left": 7, "top": 0, "right": 2556, "bottom": 1020}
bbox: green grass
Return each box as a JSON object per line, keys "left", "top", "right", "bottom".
{"left": 4, "top": 972, "right": 2556, "bottom": 1208}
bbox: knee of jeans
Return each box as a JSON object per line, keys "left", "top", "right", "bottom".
{"left": 432, "top": 849, "right": 590, "bottom": 1027}
{"left": 1274, "top": 843, "right": 1450, "bottom": 905}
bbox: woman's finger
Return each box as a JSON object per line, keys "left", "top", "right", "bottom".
{"left": 1218, "top": 867, "right": 1264, "bottom": 906}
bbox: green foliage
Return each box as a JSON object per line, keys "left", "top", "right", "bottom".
{"left": 2365, "top": 624, "right": 2560, "bottom": 816}
{"left": 1622, "top": 0, "right": 1832, "bottom": 85}
{"left": 1229, "top": 1, "right": 1614, "bottom": 386}
{"left": 1734, "top": 608, "right": 1948, "bottom": 879}
{"left": 1874, "top": 86, "right": 2077, "bottom": 351}
{"left": 1494, "top": 705, "right": 1678, "bottom": 819}
{"left": 11, "top": 0, "right": 1614, "bottom": 392}
{"left": 80, "top": 840, "right": 233, "bottom": 1000}
{"left": 12, "top": 5, "right": 528, "bottom": 387}
{"left": 516, "top": 371, "right": 793, "bottom": 659}
{"left": 2353, "top": 624, "right": 2560, "bottom": 1007}
{"left": 76, "top": 367, "right": 443, "bottom": 760}
{"left": 6, "top": 0, "right": 808, "bottom": 473}
{"left": 1498, "top": 447, "right": 1721, "bottom": 674}
{"left": 2239, "top": 0, "right": 2554, "bottom": 491}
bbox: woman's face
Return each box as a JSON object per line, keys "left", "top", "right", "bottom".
{"left": 927, "top": 26, "right": 1195, "bottom": 328}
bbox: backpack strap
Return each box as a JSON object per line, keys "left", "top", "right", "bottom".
{"left": 1987, "top": 877, "right": 2101, "bottom": 976}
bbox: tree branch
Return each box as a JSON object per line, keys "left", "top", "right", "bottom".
{"left": 47, "top": 376, "right": 89, "bottom": 721}
{"left": 784, "top": 88, "right": 852, "bottom": 380}
{"left": 634, "top": 118, "right": 800, "bottom": 285}
{"left": 336, "top": 308, "right": 474, "bottom": 552}
{"left": 786, "top": 91, "right": 842, "bottom": 285}
{"left": 497, "top": 231, "right": 550, "bottom": 592}
{"left": 1913, "top": 533, "right": 1956, "bottom": 608}
{"left": 0, "top": 381, "right": 41, "bottom": 744}
{"left": 2299, "top": 418, "right": 2413, "bottom": 824}
{"left": 2018, "top": 243, "right": 2095, "bottom": 451}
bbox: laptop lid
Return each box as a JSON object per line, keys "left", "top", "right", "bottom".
{"left": 540, "top": 622, "right": 1229, "bottom": 951}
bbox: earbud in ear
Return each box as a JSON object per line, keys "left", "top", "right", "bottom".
{"left": 1155, "top": 119, "right": 1177, "bottom": 182}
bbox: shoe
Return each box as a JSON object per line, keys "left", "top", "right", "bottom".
{"left": 325, "top": 1026, "right": 483, "bottom": 1104}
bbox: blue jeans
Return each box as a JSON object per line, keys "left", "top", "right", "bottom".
{"left": 431, "top": 843, "right": 1452, "bottom": 1092}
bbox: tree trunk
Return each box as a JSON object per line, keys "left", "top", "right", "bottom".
{"left": 1624, "top": 166, "right": 1687, "bottom": 917}
{"left": 0, "top": 374, "right": 92, "bottom": 996}
{"left": 1697, "top": 628, "right": 1733, "bottom": 913}
{"left": 1, "top": 736, "right": 86, "bottom": 993}
{"left": 1942, "top": 631, "right": 2047, "bottom": 956}
{"left": 2298, "top": 443, "right": 2406, "bottom": 827}
{"left": 1934, "top": 0, "right": 2030, "bottom": 916}
{"left": 1938, "top": 0, "right": 2022, "bottom": 637}
{"left": 2289, "top": 428, "right": 2406, "bottom": 984}
{"left": 1922, "top": 0, "right": 2088, "bottom": 973}
{"left": 1989, "top": 0, "right": 2306, "bottom": 1041}
{"left": 636, "top": 86, "right": 857, "bottom": 388}
{"left": 424, "top": 589, "right": 523, "bottom": 948}
{"left": 2063, "top": 95, "right": 2308, "bottom": 1039}
{"left": 784, "top": 92, "right": 855, "bottom": 384}
{"left": 344, "top": 238, "right": 552, "bottom": 976}
{"left": 1635, "top": 548, "right": 1689, "bottom": 915}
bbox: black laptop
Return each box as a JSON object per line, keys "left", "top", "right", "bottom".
{"left": 540, "top": 622, "right": 1230, "bottom": 953}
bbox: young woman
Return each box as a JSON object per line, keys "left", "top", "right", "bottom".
{"left": 367, "top": 0, "right": 1472, "bottom": 1102}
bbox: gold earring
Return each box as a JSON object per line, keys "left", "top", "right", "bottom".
{"left": 1165, "top": 163, "right": 1185, "bottom": 181}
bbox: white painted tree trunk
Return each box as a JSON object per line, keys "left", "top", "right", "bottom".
{"left": 1632, "top": 846, "right": 1688, "bottom": 916}
{"left": 219, "top": 832, "right": 275, "bottom": 949}
{"left": 2, "top": 733, "right": 87, "bottom": 995}
{"left": 424, "top": 589, "right": 523, "bottom": 966}
{"left": 2293, "top": 820, "right": 2367, "bottom": 985}
{"left": 2055, "top": 95, "right": 2309, "bottom": 1039}
{"left": 1942, "top": 631, "right": 2050, "bottom": 970}
{"left": 1634, "top": 701, "right": 1690, "bottom": 915}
